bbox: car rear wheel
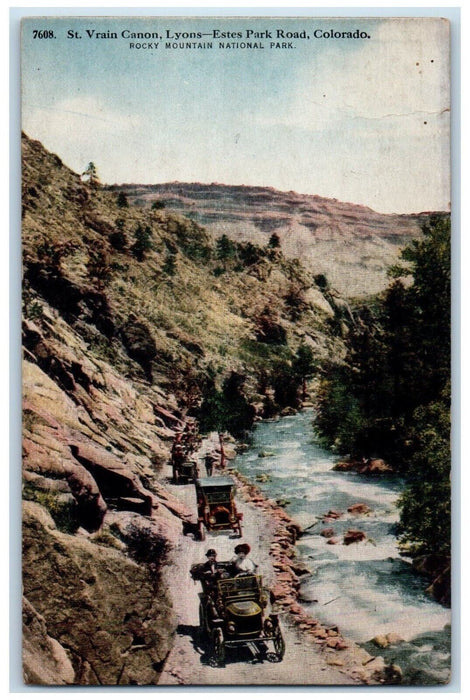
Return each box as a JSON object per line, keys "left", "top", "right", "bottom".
{"left": 273, "top": 625, "right": 285, "bottom": 661}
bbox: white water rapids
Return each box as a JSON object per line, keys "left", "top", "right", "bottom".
{"left": 232, "top": 409, "right": 451, "bottom": 685}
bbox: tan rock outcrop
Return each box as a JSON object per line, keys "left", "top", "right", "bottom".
{"left": 23, "top": 501, "right": 176, "bottom": 685}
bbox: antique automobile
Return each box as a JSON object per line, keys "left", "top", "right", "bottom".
{"left": 195, "top": 476, "right": 243, "bottom": 540}
{"left": 190, "top": 564, "right": 285, "bottom": 666}
{"left": 173, "top": 458, "right": 199, "bottom": 484}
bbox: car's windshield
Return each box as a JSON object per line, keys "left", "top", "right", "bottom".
{"left": 204, "top": 489, "right": 232, "bottom": 504}
{"left": 217, "top": 575, "right": 260, "bottom": 597}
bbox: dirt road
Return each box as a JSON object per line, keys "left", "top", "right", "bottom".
{"left": 158, "top": 462, "right": 357, "bottom": 687}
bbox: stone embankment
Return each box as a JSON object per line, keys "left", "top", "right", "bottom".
{"left": 228, "top": 468, "right": 402, "bottom": 685}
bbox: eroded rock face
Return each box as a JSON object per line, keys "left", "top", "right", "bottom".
{"left": 23, "top": 501, "right": 176, "bottom": 685}
{"left": 23, "top": 596, "right": 76, "bottom": 685}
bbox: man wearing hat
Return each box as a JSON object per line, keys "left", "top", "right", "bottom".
{"left": 200, "top": 549, "right": 222, "bottom": 588}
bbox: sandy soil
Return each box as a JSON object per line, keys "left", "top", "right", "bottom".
{"left": 157, "top": 453, "right": 358, "bottom": 687}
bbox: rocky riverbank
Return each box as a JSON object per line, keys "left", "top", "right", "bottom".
{"left": 227, "top": 467, "right": 402, "bottom": 685}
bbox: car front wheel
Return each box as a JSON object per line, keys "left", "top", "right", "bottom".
{"left": 212, "top": 626, "right": 225, "bottom": 666}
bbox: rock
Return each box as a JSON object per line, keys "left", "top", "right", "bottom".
{"left": 258, "top": 450, "right": 275, "bottom": 458}
{"left": 322, "top": 509, "right": 342, "bottom": 520}
{"left": 347, "top": 503, "right": 372, "bottom": 515}
{"left": 22, "top": 500, "right": 176, "bottom": 685}
{"left": 413, "top": 554, "right": 451, "bottom": 605}
{"left": 326, "top": 638, "right": 340, "bottom": 648}
{"left": 372, "top": 634, "right": 389, "bottom": 648}
{"left": 280, "top": 406, "right": 297, "bottom": 417}
{"left": 333, "top": 460, "right": 361, "bottom": 472}
{"left": 327, "top": 537, "right": 341, "bottom": 545}
{"left": 343, "top": 529, "right": 366, "bottom": 545}
{"left": 64, "top": 462, "right": 107, "bottom": 532}
{"left": 426, "top": 566, "right": 451, "bottom": 606}
{"left": 386, "top": 632, "right": 404, "bottom": 645}
{"left": 383, "top": 663, "right": 403, "bottom": 684}
{"left": 363, "top": 458, "right": 393, "bottom": 474}
{"left": 335, "top": 640, "right": 349, "bottom": 650}
{"left": 320, "top": 528, "right": 336, "bottom": 538}
{"left": 69, "top": 441, "right": 154, "bottom": 515}
{"left": 121, "top": 316, "right": 157, "bottom": 380}
{"left": 23, "top": 596, "right": 76, "bottom": 685}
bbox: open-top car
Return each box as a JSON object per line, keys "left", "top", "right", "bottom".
{"left": 190, "top": 563, "right": 285, "bottom": 666}
{"left": 195, "top": 477, "right": 243, "bottom": 540}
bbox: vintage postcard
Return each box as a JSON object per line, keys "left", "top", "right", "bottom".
{"left": 21, "top": 14, "right": 452, "bottom": 686}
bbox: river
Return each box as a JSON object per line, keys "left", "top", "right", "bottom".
{"left": 232, "top": 409, "right": 451, "bottom": 685}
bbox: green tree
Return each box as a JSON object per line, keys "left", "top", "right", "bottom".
{"left": 131, "top": 224, "right": 152, "bottom": 261}
{"left": 268, "top": 232, "right": 281, "bottom": 249}
{"left": 293, "top": 342, "right": 316, "bottom": 401}
{"left": 397, "top": 387, "right": 451, "bottom": 554}
{"left": 151, "top": 200, "right": 166, "bottom": 210}
{"left": 314, "top": 214, "right": 451, "bottom": 555}
{"left": 117, "top": 192, "right": 129, "bottom": 208}
{"left": 110, "top": 219, "right": 127, "bottom": 251}
{"left": 197, "top": 371, "right": 255, "bottom": 438}
{"left": 163, "top": 252, "right": 176, "bottom": 277}
{"left": 82, "top": 162, "right": 100, "bottom": 189}
{"left": 216, "top": 234, "right": 237, "bottom": 270}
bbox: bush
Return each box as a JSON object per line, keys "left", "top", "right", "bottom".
{"left": 131, "top": 224, "right": 153, "bottom": 261}
{"left": 151, "top": 200, "right": 166, "bottom": 210}
{"left": 117, "top": 192, "right": 129, "bottom": 208}
{"left": 124, "top": 522, "right": 169, "bottom": 567}
{"left": 23, "top": 487, "right": 80, "bottom": 534}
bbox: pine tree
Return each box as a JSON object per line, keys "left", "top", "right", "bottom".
{"left": 82, "top": 162, "right": 100, "bottom": 189}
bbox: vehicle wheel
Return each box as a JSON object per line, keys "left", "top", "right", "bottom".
{"left": 199, "top": 602, "right": 205, "bottom": 629}
{"left": 198, "top": 521, "right": 206, "bottom": 541}
{"left": 273, "top": 625, "right": 285, "bottom": 661}
{"left": 212, "top": 626, "right": 225, "bottom": 666}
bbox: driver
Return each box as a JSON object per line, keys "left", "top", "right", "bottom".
{"left": 230, "top": 543, "right": 257, "bottom": 575}
{"left": 201, "top": 549, "right": 222, "bottom": 588}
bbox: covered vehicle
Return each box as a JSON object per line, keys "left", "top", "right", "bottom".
{"left": 173, "top": 458, "right": 199, "bottom": 484}
{"left": 195, "top": 476, "right": 243, "bottom": 540}
{"left": 191, "top": 564, "right": 285, "bottom": 666}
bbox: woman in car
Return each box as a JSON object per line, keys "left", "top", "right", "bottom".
{"left": 230, "top": 543, "right": 257, "bottom": 575}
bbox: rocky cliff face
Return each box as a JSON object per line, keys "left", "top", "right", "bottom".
{"left": 21, "top": 133, "right": 350, "bottom": 685}
{"left": 112, "top": 182, "right": 439, "bottom": 297}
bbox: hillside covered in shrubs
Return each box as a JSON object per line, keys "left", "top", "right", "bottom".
{"left": 21, "top": 133, "right": 352, "bottom": 683}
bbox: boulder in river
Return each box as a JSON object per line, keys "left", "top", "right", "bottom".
{"left": 359, "top": 458, "right": 394, "bottom": 474}
{"left": 347, "top": 503, "right": 372, "bottom": 515}
{"left": 322, "top": 509, "right": 342, "bottom": 520}
{"left": 320, "top": 528, "right": 336, "bottom": 538}
{"left": 372, "top": 634, "right": 389, "bottom": 648}
{"left": 343, "top": 529, "right": 366, "bottom": 545}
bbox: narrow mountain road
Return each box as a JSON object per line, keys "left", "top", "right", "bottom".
{"left": 157, "top": 453, "right": 356, "bottom": 687}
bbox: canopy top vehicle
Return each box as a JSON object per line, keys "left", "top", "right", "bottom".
{"left": 191, "top": 562, "right": 285, "bottom": 666}
{"left": 195, "top": 477, "right": 243, "bottom": 540}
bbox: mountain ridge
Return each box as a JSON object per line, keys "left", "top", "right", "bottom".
{"left": 110, "top": 181, "right": 441, "bottom": 297}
